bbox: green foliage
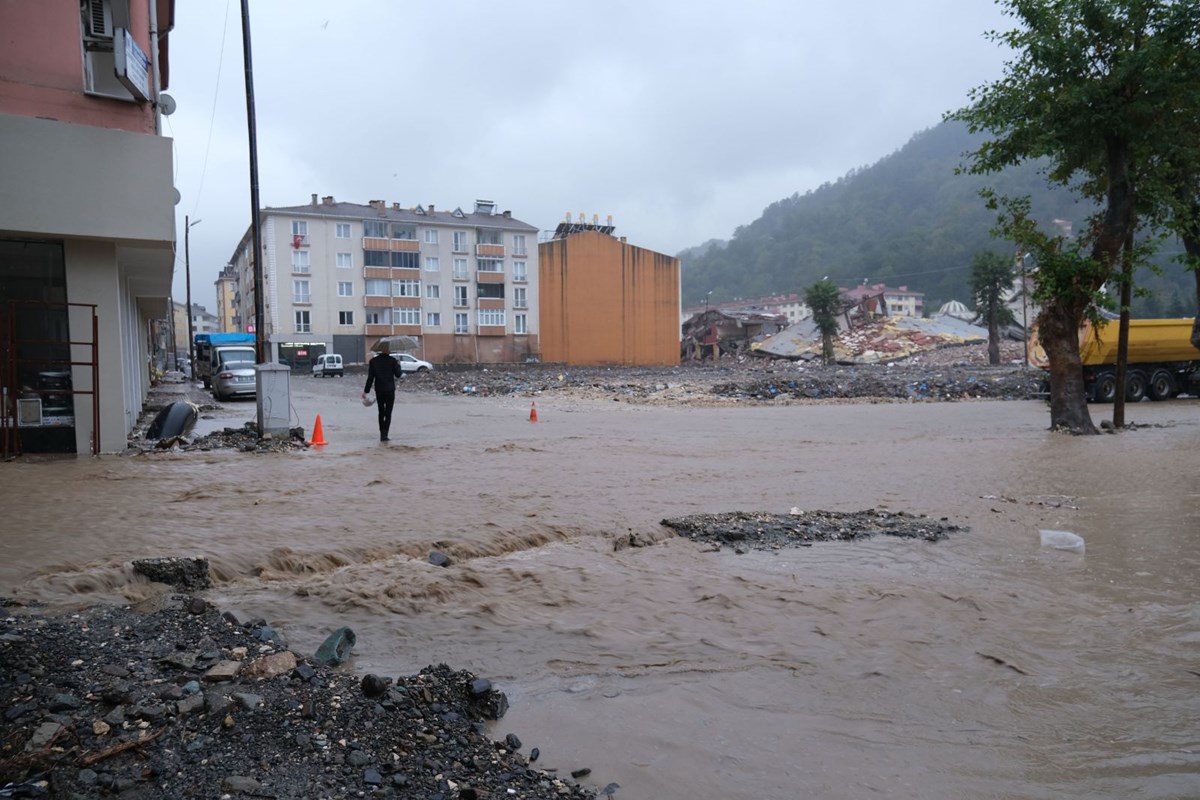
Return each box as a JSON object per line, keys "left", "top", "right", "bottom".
{"left": 805, "top": 279, "right": 842, "bottom": 364}
{"left": 969, "top": 250, "right": 1017, "bottom": 328}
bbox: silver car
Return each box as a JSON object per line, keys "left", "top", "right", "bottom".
{"left": 212, "top": 360, "right": 257, "bottom": 401}
{"left": 398, "top": 353, "right": 433, "bottom": 374}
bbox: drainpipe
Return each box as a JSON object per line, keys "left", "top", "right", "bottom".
{"left": 148, "top": 0, "right": 162, "bottom": 135}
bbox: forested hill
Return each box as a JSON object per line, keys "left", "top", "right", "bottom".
{"left": 678, "top": 120, "right": 1087, "bottom": 312}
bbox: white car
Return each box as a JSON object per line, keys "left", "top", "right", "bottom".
{"left": 398, "top": 353, "right": 433, "bottom": 374}
{"left": 311, "top": 353, "right": 344, "bottom": 378}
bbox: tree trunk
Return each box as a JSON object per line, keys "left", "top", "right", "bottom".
{"left": 987, "top": 312, "right": 1001, "bottom": 365}
{"left": 1039, "top": 302, "right": 1096, "bottom": 434}
{"left": 822, "top": 333, "right": 833, "bottom": 365}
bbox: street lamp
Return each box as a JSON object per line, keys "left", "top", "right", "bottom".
{"left": 185, "top": 216, "right": 202, "bottom": 380}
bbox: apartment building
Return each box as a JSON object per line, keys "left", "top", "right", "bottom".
{"left": 842, "top": 282, "right": 926, "bottom": 317}
{"left": 0, "top": 0, "right": 176, "bottom": 455}
{"left": 226, "top": 197, "right": 539, "bottom": 369}
{"left": 214, "top": 264, "right": 238, "bottom": 333}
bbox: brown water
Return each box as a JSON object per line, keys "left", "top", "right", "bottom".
{"left": 3, "top": 380, "right": 1198, "bottom": 799}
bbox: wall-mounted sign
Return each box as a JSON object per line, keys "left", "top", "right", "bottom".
{"left": 113, "top": 28, "right": 150, "bottom": 102}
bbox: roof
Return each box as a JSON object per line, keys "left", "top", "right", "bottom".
{"left": 263, "top": 199, "right": 539, "bottom": 233}
{"left": 754, "top": 315, "right": 987, "bottom": 363}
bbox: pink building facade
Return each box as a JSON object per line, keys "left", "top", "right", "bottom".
{"left": 0, "top": 0, "right": 177, "bottom": 454}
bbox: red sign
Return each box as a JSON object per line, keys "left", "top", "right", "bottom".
{"left": 246, "top": 324, "right": 256, "bottom": 333}
{"left": 297, "top": 350, "right": 308, "bottom": 357}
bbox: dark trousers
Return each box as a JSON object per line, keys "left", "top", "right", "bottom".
{"left": 376, "top": 391, "right": 395, "bottom": 439}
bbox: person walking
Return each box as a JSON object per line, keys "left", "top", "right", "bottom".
{"left": 363, "top": 344, "right": 403, "bottom": 442}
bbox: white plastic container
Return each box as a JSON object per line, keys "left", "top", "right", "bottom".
{"left": 1040, "top": 529, "right": 1085, "bottom": 552}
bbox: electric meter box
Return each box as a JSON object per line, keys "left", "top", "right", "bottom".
{"left": 255, "top": 362, "right": 292, "bottom": 437}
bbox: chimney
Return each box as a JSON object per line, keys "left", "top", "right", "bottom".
{"left": 311, "top": 193, "right": 318, "bottom": 206}
{"left": 503, "top": 210, "right": 511, "bottom": 218}
{"left": 428, "top": 204, "right": 435, "bottom": 214}
{"left": 322, "top": 195, "right": 334, "bottom": 205}
{"left": 392, "top": 202, "right": 400, "bottom": 210}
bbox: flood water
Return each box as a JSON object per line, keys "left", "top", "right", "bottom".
{"left": 3, "top": 378, "right": 1198, "bottom": 799}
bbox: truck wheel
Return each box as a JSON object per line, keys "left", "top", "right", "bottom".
{"left": 1148, "top": 369, "right": 1175, "bottom": 401}
{"left": 1125, "top": 370, "right": 1147, "bottom": 402}
{"left": 1092, "top": 372, "right": 1117, "bottom": 403}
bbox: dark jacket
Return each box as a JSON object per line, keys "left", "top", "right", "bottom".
{"left": 364, "top": 353, "right": 402, "bottom": 394}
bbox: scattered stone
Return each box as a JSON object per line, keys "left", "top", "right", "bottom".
{"left": 361, "top": 673, "right": 391, "bottom": 698}
{"left": 505, "top": 733, "right": 522, "bottom": 750}
{"left": 429, "top": 551, "right": 451, "bottom": 568}
{"left": 312, "top": 626, "right": 356, "bottom": 667}
{"left": 662, "top": 509, "right": 967, "bottom": 551}
{"left": 203, "top": 660, "right": 242, "bottom": 682}
{"left": 130, "top": 556, "right": 212, "bottom": 590}
{"left": 242, "top": 651, "right": 297, "bottom": 679}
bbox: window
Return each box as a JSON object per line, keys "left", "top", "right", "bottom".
{"left": 453, "top": 286, "right": 468, "bottom": 307}
{"left": 364, "top": 250, "right": 389, "bottom": 267}
{"left": 476, "top": 259, "right": 503, "bottom": 273}
{"left": 365, "top": 311, "right": 382, "bottom": 325}
{"left": 393, "top": 307, "right": 420, "bottom": 325}
{"left": 478, "top": 308, "right": 505, "bottom": 327}
{"left": 291, "top": 250, "right": 310, "bottom": 273}
{"left": 336, "top": 252, "right": 353, "bottom": 268}
{"left": 291, "top": 220, "right": 308, "bottom": 236}
{"left": 391, "top": 224, "right": 416, "bottom": 240}
{"left": 336, "top": 223, "right": 351, "bottom": 238}
{"left": 477, "top": 283, "right": 505, "bottom": 300}
{"left": 454, "top": 313, "right": 469, "bottom": 334}
{"left": 337, "top": 281, "right": 353, "bottom": 297}
{"left": 512, "top": 261, "right": 527, "bottom": 281}
{"left": 363, "top": 220, "right": 388, "bottom": 238}
{"left": 515, "top": 313, "right": 527, "bottom": 334}
{"left": 293, "top": 280, "right": 310, "bottom": 304}
{"left": 339, "top": 311, "right": 354, "bottom": 326}
{"left": 391, "top": 252, "right": 419, "bottom": 269}
{"left": 294, "top": 310, "right": 311, "bottom": 333}
{"left": 453, "top": 258, "right": 469, "bottom": 279}
{"left": 424, "top": 257, "right": 440, "bottom": 272}
{"left": 513, "top": 234, "right": 527, "bottom": 256}
{"left": 425, "top": 284, "right": 440, "bottom": 299}
{"left": 513, "top": 286, "right": 527, "bottom": 308}
{"left": 393, "top": 280, "right": 420, "bottom": 298}
{"left": 424, "top": 229, "right": 439, "bottom": 245}
{"left": 453, "top": 231, "right": 468, "bottom": 252}
{"left": 426, "top": 312, "right": 441, "bottom": 327}
{"left": 365, "top": 279, "right": 390, "bottom": 296}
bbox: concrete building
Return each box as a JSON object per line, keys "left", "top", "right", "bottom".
{"left": 171, "top": 302, "right": 217, "bottom": 358}
{"left": 214, "top": 264, "right": 238, "bottom": 333}
{"left": 226, "top": 196, "right": 540, "bottom": 370}
{"left": 842, "top": 282, "right": 926, "bottom": 317}
{"left": 538, "top": 221, "right": 680, "bottom": 366}
{"left": 0, "top": 0, "right": 176, "bottom": 455}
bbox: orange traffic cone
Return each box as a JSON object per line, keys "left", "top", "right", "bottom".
{"left": 309, "top": 414, "right": 327, "bottom": 446}
{"left": 528, "top": 401, "right": 538, "bottom": 423}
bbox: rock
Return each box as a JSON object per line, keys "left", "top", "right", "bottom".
{"left": 429, "top": 551, "right": 451, "bottom": 568}
{"left": 203, "top": 660, "right": 242, "bottom": 682}
{"left": 243, "top": 651, "right": 297, "bottom": 679}
{"left": 361, "top": 673, "right": 391, "bottom": 698}
{"left": 530, "top": 746, "right": 539, "bottom": 762}
{"left": 26, "top": 721, "right": 62, "bottom": 749}
{"left": 130, "top": 557, "right": 212, "bottom": 590}
{"left": 505, "top": 733, "right": 522, "bottom": 750}
{"left": 469, "top": 678, "right": 492, "bottom": 696}
{"left": 571, "top": 767, "right": 592, "bottom": 779}
{"left": 221, "top": 775, "right": 261, "bottom": 793}
{"left": 363, "top": 768, "right": 383, "bottom": 785}
{"left": 49, "top": 693, "right": 82, "bottom": 712}
{"left": 313, "top": 626, "right": 356, "bottom": 667}
{"left": 233, "top": 693, "right": 262, "bottom": 710}
{"left": 347, "top": 749, "right": 371, "bottom": 767}
{"left": 92, "top": 719, "right": 111, "bottom": 736}
{"left": 293, "top": 663, "right": 317, "bottom": 682}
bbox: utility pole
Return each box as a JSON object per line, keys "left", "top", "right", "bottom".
{"left": 185, "top": 216, "right": 201, "bottom": 379}
{"left": 240, "top": 0, "right": 266, "bottom": 365}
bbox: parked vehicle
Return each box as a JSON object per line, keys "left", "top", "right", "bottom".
{"left": 1030, "top": 317, "right": 1200, "bottom": 402}
{"left": 398, "top": 353, "right": 433, "bottom": 374}
{"left": 194, "top": 333, "right": 256, "bottom": 389}
{"left": 212, "top": 360, "right": 257, "bottom": 401}
{"left": 311, "top": 353, "right": 344, "bottom": 378}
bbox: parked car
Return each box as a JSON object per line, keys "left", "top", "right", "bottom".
{"left": 212, "top": 360, "right": 257, "bottom": 401}
{"left": 398, "top": 353, "right": 433, "bottom": 374}
{"left": 311, "top": 353, "right": 344, "bottom": 378}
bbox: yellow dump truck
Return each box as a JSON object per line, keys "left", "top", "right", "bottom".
{"left": 1029, "top": 317, "right": 1200, "bottom": 402}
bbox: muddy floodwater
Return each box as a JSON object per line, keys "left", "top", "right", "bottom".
{"left": 3, "top": 377, "right": 1199, "bottom": 799}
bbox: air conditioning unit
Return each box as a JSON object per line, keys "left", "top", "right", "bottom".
{"left": 85, "top": 0, "right": 114, "bottom": 38}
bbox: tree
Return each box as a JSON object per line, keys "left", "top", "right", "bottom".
{"left": 805, "top": 279, "right": 842, "bottom": 365}
{"left": 950, "top": 0, "right": 1200, "bottom": 433}
{"left": 970, "top": 251, "right": 1018, "bottom": 364}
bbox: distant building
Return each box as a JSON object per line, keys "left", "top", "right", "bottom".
{"left": 214, "top": 264, "right": 238, "bottom": 333}
{"left": 0, "top": 0, "right": 177, "bottom": 454}
{"left": 225, "top": 196, "right": 540, "bottom": 369}
{"left": 841, "top": 283, "right": 925, "bottom": 317}
{"left": 538, "top": 220, "right": 680, "bottom": 366}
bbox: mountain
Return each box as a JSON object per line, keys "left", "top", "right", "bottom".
{"left": 678, "top": 120, "right": 1193, "bottom": 316}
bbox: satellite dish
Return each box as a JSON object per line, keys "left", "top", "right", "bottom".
{"left": 159, "top": 93, "right": 177, "bottom": 115}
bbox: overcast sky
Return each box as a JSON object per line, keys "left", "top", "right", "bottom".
{"left": 164, "top": 0, "right": 1013, "bottom": 311}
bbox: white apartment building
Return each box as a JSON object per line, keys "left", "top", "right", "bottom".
{"left": 226, "top": 196, "right": 540, "bottom": 368}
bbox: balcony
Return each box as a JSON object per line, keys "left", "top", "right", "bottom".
{"left": 362, "top": 236, "right": 390, "bottom": 251}
{"left": 364, "top": 296, "right": 393, "bottom": 308}
{"left": 363, "top": 267, "right": 391, "bottom": 280}
{"left": 365, "top": 323, "right": 393, "bottom": 337}
{"left": 478, "top": 298, "right": 505, "bottom": 310}
{"left": 476, "top": 271, "right": 505, "bottom": 284}
{"left": 390, "top": 239, "right": 420, "bottom": 252}
{"left": 477, "top": 325, "right": 506, "bottom": 337}
{"left": 476, "top": 243, "right": 505, "bottom": 258}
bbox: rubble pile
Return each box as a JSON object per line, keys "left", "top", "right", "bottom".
{"left": 662, "top": 509, "right": 967, "bottom": 553}
{"left": 128, "top": 422, "right": 310, "bottom": 455}
{"left": 711, "top": 364, "right": 1043, "bottom": 402}
{"left": 0, "top": 597, "right": 599, "bottom": 800}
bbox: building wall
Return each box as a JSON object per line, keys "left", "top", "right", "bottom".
{"left": 230, "top": 200, "right": 540, "bottom": 365}
{"left": 539, "top": 231, "right": 680, "bottom": 366}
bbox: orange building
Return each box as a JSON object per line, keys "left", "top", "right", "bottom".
{"left": 538, "top": 227, "right": 680, "bottom": 366}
